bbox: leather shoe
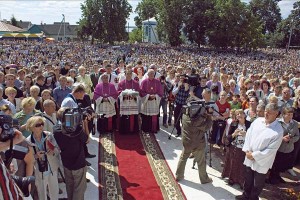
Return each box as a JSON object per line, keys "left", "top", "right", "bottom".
{"left": 175, "top": 176, "right": 184, "bottom": 181}
{"left": 86, "top": 160, "right": 91, "bottom": 166}
{"left": 86, "top": 153, "right": 96, "bottom": 158}
{"left": 235, "top": 195, "right": 247, "bottom": 200}
{"left": 175, "top": 133, "right": 181, "bottom": 137}
{"left": 201, "top": 177, "right": 213, "bottom": 184}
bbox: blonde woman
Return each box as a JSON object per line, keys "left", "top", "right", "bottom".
{"left": 5, "top": 87, "right": 22, "bottom": 112}
{"left": 14, "top": 97, "right": 41, "bottom": 137}
{"left": 76, "top": 66, "right": 93, "bottom": 97}
{"left": 26, "top": 116, "right": 60, "bottom": 200}
{"left": 29, "top": 85, "right": 41, "bottom": 102}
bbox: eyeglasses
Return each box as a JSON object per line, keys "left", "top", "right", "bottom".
{"left": 35, "top": 123, "right": 44, "bottom": 128}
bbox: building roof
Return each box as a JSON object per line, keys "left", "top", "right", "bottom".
{"left": 142, "top": 17, "right": 157, "bottom": 24}
{"left": 37, "top": 22, "right": 78, "bottom": 36}
{"left": 18, "top": 21, "right": 32, "bottom": 30}
{"left": 0, "top": 21, "right": 23, "bottom": 32}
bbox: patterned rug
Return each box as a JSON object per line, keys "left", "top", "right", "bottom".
{"left": 98, "top": 131, "right": 186, "bottom": 200}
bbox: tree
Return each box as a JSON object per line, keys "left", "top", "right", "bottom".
{"left": 270, "top": 2, "right": 300, "bottom": 48}
{"left": 10, "top": 15, "right": 19, "bottom": 27}
{"left": 77, "top": 0, "right": 103, "bottom": 44}
{"left": 206, "top": 0, "right": 264, "bottom": 50}
{"left": 134, "top": 0, "right": 158, "bottom": 28}
{"left": 78, "top": 0, "right": 132, "bottom": 44}
{"left": 156, "top": 0, "right": 185, "bottom": 46}
{"left": 249, "top": 0, "right": 282, "bottom": 34}
{"left": 182, "top": 0, "right": 216, "bottom": 47}
{"left": 129, "top": 28, "right": 143, "bottom": 43}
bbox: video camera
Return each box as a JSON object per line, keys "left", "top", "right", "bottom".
{"left": 182, "top": 100, "right": 212, "bottom": 120}
{"left": 0, "top": 114, "right": 29, "bottom": 165}
{"left": 0, "top": 115, "right": 33, "bottom": 197}
{"left": 0, "top": 114, "right": 16, "bottom": 142}
{"left": 61, "top": 104, "right": 94, "bottom": 136}
{"left": 182, "top": 74, "right": 200, "bottom": 87}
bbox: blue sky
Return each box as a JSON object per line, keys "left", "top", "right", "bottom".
{"left": 0, "top": 0, "right": 297, "bottom": 26}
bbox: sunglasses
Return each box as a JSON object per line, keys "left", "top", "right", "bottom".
{"left": 35, "top": 123, "right": 44, "bottom": 128}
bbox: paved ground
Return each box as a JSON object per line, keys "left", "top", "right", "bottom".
{"left": 57, "top": 123, "right": 300, "bottom": 200}
{"left": 157, "top": 127, "right": 242, "bottom": 200}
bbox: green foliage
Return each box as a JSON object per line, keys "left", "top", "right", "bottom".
{"left": 249, "top": 0, "right": 282, "bottom": 34}
{"left": 269, "top": 2, "right": 300, "bottom": 48}
{"left": 78, "top": 0, "right": 132, "bottom": 44}
{"left": 156, "top": 0, "right": 185, "bottom": 46}
{"left": 129, "top": 28, "right": 143, "bottom": 43}
{"left": 205, "top": 0, "right": 264, "bottom": 50}
{"left": 133, "top": 0, "right": 297, "bottom": 49}
{"left": 182, "top": 0, "right": 215, "bottom": 47}
{"left": 134, "top": 0, "right": 158, "bottom": 28}
{"left": 10, "top": 15, "right": 19, "bottom": 28}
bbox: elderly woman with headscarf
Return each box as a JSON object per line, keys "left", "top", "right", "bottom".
{"left": 93, "top": 73, "right": 118, "bottom": 133}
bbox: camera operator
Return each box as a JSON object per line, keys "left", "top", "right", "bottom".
{"left": 175, "top": 98, "right": 214, "bottom": 184}
{"left": 61, "top": 83, "right": 95, "bottom": 166}
{"left": 0, "top": 123, "right": 33, "bottom": 199}
{"left": 53, "top": 107, "right": 88, "bottom": 200}
{"left": 159, "top": 75, "right": 173, "bottom": 128}
{"left": 172, "top": 74, "right": 190, "bottom": 137}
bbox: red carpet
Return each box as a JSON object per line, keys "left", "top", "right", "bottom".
{"left": 114, "top": 132, "right": 164, "bottom": 200}
{"left": 98, "top": 132, "right": 186, "bottom": 200}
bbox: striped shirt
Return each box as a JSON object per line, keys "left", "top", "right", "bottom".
{"left": 0, "top": 158, "right": 23, "bottom": 199}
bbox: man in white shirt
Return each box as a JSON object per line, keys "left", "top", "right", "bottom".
{"left": 236, "top": 103, "right": 283, "bottom": 200}
{"left": 142, "top": 64, "right": 161, "bottom": 80}
{"left": 43, "top": 99, "right": 57, "bottom": 133}
{"left": 61, "top": 84, "right": 85, "bottom": 108}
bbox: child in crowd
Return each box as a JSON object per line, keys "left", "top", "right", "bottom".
{"left": 229, "top": 94, "right": 242, "bottom": 110}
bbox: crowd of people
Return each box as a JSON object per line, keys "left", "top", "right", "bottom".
{"left": 0, "top": 40, "right": 299, "bottom": 199}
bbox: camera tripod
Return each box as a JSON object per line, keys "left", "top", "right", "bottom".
{"left": 191, "top": 130, "right": 213, "bottom": 169}
{"left": 190, "top": 105, "right": 225, "bottom": 169}
{"left": 168, "top": 107, "right": 184, "bottom": 140}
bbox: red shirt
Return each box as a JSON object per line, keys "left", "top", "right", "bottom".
{"left": 216, "top": 100, "right": 231, "bottom": 114}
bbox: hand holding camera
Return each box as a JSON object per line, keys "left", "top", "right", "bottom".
{"left": 283, "top": 134, "right": 290, "bottom": 142}
{"left": 35, "top": 151, "right": 46, "bottom": 159}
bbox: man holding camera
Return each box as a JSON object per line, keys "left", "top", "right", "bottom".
{"left": 0, "top": 117, "right": 36, "bottom": 199}
{"left": 159, "top": 75, "right": 173, "bottom": 128}
{"left": 61, "top": 84, "right": 95, "bottom": 164}
{"left": 53, "top": 107, "right": 88, "bottom": 200}
{"left": 175, "top": 98, "right": 214, "bottom": 184}
{"left": 172, "top": 74, "right": 190, "bottom": 137}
